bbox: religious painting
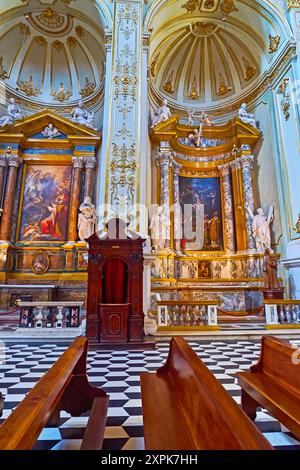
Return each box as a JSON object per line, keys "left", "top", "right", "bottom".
{"left": 179, "top": 177, "right": 223, "bottom": 251}
{"left": 31, "top": 254, "right": 50, "bottom": 275}
{"left": 19, "top": 165, "right": 72, "bottom": 242}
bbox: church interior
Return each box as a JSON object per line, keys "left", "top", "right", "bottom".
{"left": 0, "top": 0, "right": 300, "bottom": 453}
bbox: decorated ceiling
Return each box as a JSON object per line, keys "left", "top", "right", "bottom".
{"left": 0, "top": 0, "right": 105, "bottom": 107}
{"left": 146, "top": 0, "right": 291, "bottom": 112}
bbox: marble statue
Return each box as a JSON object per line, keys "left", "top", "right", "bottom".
{"left": 247, "top": 206, "right": 274, "bottom": 252}
{"left": 0, "top": 98, "right": 24, "bottom": 127}
{"left": 151, "top": 99, "right": 172, "bottom": 128}
{"left": 42, "top": 123, "right": 61, "bottom": 139}
{"left": 78, "top": 196, "right": 97, "bottom": 242}
{"left": 150, "top": 205, "right": 171, "bottom": 252}
{"left": 238, "top": 103, "right": 257, "bottom": 128}
{"left": 71, "top": 100, "right": 96, "bottom": 129}
{"left": 263, "top": 248, "right": 280, "bottom": 290}
{"left": 187, "top": 110, "right": 194, "bottom": 126}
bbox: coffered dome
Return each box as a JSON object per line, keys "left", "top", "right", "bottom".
{"left": 0, "top": 0, "right": 105, "bottom": 107}
{"left": 146, "top": 0, "right": 291, "bottom": 113}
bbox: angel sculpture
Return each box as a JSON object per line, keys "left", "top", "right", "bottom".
{"left": 247, "top": 206, "right": 274, "bottom": 252}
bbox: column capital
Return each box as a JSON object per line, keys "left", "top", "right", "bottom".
{"left": 172, "top": 161, "right": 182, "bottom": 175}
{"left": 240, "top": 154, "right": 254, "bottom": 170}
{"left": 219, "top": 163, "right": 231, "bottom": 177}
{"left": 7, "top": 155, "right": 22, "bottom": 168}
{"left": 72, "top": 156, "right": 85, "bottom": 169}
{"left": 0, "top": 155, "right": 7, "bottom": 167}
{"left": 230, "top": 159, "right": 241, "bottom": 171}
{"left": 156, "top": 149, "right": 173, "bottom": 167}
{"left": 85, "top": 157, "right": 97, "bottom": 170}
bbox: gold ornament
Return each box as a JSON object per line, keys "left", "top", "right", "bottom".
{"left": 217, "top": 73, "right": 230, "bottom": 96}
{"left": 52, "top": 83, "right": 72, "bottom": 102}
{"left": 242, "top": 57, "right": 256, "bottom": 81}
{"left": 17, "top": 76, "right": 41, "bottom": 97}
{"left": 0, "top": 57, "right": 8, "bottom": 80}
{"left": 269, "top": 35, "right": 281, "bottom": 53}
{"left": 187, "top": 77, "right": 200, "bottom": 100}
{"left": 163, "top": 70, "right": 175, "bottom": 94}
{"left": 80, "top": 77, "right": 96, "bottom": 98}
{"left": 294, "top": 214, "right": 300, "bottom": 234}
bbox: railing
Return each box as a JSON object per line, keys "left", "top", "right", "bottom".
{"left": 264, "top": 300, "right": 300, "bottom": 328}
{"left": 157, "top": 301, "right": 219, "bottom": 329}
{"left": 17, "top": 302, "right": 83, "bottom": 329}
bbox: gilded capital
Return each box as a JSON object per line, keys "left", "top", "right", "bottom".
{"left": 219, "top": 163, "right": 231, "bottom": 177}
{"left": 72, "top": 156, "right": 85, "bottom": 169}
{"left": 85, "top": 157, "right": 97, "bottom": 170}
{"left": 240, "top": 154, "right": 254, "bottom": 171}
{"left": 0, "top": 155, "right": 7, "bottom": 167}
{"left": 7, "top": 155, "right": 22, "bottom": 168}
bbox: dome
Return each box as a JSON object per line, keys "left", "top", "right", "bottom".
{"left": 147, "top": 0, "right": 290, "bottom": 113}
{"left": 0, "top": 0, "right": 105, "bottom": 108}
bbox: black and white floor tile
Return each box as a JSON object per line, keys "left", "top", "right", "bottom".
{"left": 1, "top": 338, "right": 300, "bottom": 451}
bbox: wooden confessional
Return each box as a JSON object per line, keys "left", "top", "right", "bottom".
{"left": 86, "top": 219, "right": 145, "bottom": 347}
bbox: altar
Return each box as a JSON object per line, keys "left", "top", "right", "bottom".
{"left": 149, "top": 114, "right": 277, "bottom": 316}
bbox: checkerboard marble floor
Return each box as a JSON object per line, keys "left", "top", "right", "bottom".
{"left": 1, "top": 338, "right": 300, "bottom": 451}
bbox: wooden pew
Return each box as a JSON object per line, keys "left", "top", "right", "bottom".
{"left": 0, "top": 337, "right": 109, "bottom": 450}
{"left": 237, "top": 335, "right": 300, "bottom": 440}
{"left": 140, "top": 337, "right": 273, "bottom": 450}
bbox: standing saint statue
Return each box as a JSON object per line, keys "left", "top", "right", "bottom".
{"left": 78, "top": 197, "right": 97, "bottom": 242}
{"left": 150, "top": 205, "right": 171, "bottom": 252}
{"left": 247, "top": 206, "right": 274, "bottom": 252}
{"left": 263, "top": 248, "right": 280, "bottom": 290}
{"left": 151, "top": 99, "right": 172, "bottom": 128}
{"left": 0, "top": 98, "right": 24, "bottom": 127}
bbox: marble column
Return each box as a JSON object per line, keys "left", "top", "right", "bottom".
{"left": 156, "top": 148, "right": 172, "bottom": 249}
{"left": 68, "top": 157, "right": 84, "bottom": 242}
{"left": 173, "top": 161, "right": 182, "bottom": 251}
{"left": 84, "top": 157, "right": 97, "bottom": 200}
{"left": 156, "top": 148, "right": 172, "bottom": 207}
{"left": 240, "top": 155, "right": 256, "bottom": 251}
{"left": 0, "top": 156, "right": 22, "bottom": 241}
{"left": 0, "top": 155, "right": 7, "bottom": 206}
{"left": 219, "top": 163, "right": 235, "bottom": 253}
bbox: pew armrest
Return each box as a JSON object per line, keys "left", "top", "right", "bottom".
{"left": 80, "top": 396, "right": 109, "bottom": 450}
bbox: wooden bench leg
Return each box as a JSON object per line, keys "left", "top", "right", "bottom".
{"left": 241, "top": 390, "right": 258, "bottom": 421}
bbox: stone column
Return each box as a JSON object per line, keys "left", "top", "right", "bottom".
{"left": 68, "top": 157, "right": 84, "bottom": 242}
{"left": 240, "top": 155, "right": 256, "bottom": 251}
{"left": 156, "top": 147, "right": 172, "bottom": 249}
{"left": 156, "top": 148, "right": 172, "bottom": 207}
{"left": 0, "top": 156, "right": 22, "bottom": 241}
{"left": 0, "top": 155, "right": 7, "bottom": 206}
{"left": 219, "top": 163, "right": 235, "bottom": 253}
{"left": 173, "top": 161, "right": 182, "bottom": 251}
{"left": 84, "top": 157, "right": 97, "bottom": 200}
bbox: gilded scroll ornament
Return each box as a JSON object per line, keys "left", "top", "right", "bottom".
{"left": 80, "top": 77, "right": 96, "bottom": 98}
{"left": 151, "top": 53, "right": 160, "bottom": 77}
{"left": 187, "top": 77, "right": 200, "bottom": 100}
{"left": 163, "top": 71, "right": 175, "bottom": 94}
{"left": 294, "top": 214, "right": 300, "bottom": 234}
{"left": 17, "top": 76, "right": 41, "bottom": 97}
{"left": 269, "top": 35, "right": 281, "bottom": 53}
{"left": 0, "top": 57, "right": 8, "bottom": 80}
{"left": 277, "top": 78, "right": 290, "bottom": 121}
{"left": 217, "top": 73, "right": 230, "bottom": 96}
{"left": 242, "top": 57, "right": 256, "bottom": 81}
{"left": 52, "top": 83, "right": 72, "bottom": 102}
